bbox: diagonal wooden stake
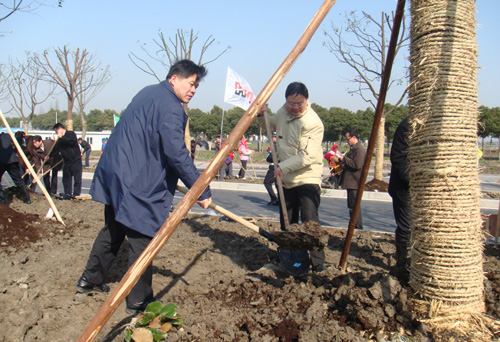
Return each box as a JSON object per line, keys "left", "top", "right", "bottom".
{"left": 0, "top": 110, "right": 65, "bottom": 226}
{"left": 77, "top": 1, "right": 337, "bottom": 340}
{"left": 338, "top": 0, "right": 406, "bottom": 272}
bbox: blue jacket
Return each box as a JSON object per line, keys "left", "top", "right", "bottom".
{"left": 90, "top": 80, "right": 211, "bottom": 237}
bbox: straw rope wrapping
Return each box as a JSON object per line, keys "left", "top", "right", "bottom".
{"left": 408, "top": 0, "right": 488, "bottom": 327}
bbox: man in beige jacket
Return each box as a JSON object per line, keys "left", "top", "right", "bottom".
{"left": 258, "top": 82, "right": 326, "bottom": 272}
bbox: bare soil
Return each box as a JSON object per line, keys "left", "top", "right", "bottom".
{"left": 1, "top": 192, "right": 500, "bottom": 341}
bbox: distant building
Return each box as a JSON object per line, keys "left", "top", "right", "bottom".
{"left": 0, "top": 128, "right": 111, "bottom": 151}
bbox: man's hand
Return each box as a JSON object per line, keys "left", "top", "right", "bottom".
{"left": 257, "top": 103, "right": 269, "bottom": 117}
{"left": 274, "top": 166, "right": 284, "bottom": 181}
{"left": 197, "top": 197, "right": 212, "bottom": 209}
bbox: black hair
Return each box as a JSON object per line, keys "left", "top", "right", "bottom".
{"left": 285, "top": 82, "right": 309, "bottom": 99}
{"left": 33, "top": 135, "right": 42, "bottom": 142}
{"left": 53, "top": 123, "right": 65, "bottom": 130}
{"left": 166, "top": 60, "right": 207, "bottom": 82}
{"left": 346, "top": 128, "right": 359, "bottom": 139}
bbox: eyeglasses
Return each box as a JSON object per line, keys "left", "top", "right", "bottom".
{"left": 286, "top": 101, "right": 305, "bottom": 108}
{"left": 346, "top": 136, "right": 352, "bottom": 140}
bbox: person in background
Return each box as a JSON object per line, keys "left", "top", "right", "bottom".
{"left": 264, "top": 132, "right": 279, "bottom": 205}
{"left": 78, "top": 138, "right": 92, "bottom": 167}
{"left": 388, "top": 116, "right": 410, "bottom": 283}
{"left": 75, "top": 59, "right": 212, "bottom": 315}
{"left": 331, "top": 128, "right": 365, "bottom": 230}
{"left": 25, "top": 135, "right": 45, "bottom": 192}
{"left": 53, "top": 123, "right": 83, "bottom": 198}
{"left": 324, "top": 144, "right": 343, "bottom": 189}
{"left": 0, "top": 133, "right": 31, "bottom": 204}
{"left": 237, "top": 135, "right": 254, "bottom": 179}
{"left": 101, "top": 138, "right": 108, "bottom": 154}
{"left": 43, "top": 137, "right": 62, "bottom": 195}
{"left": 257, "top": 82, "right": 326, "bottom": 273}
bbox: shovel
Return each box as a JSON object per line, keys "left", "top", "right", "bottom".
{"left": 177, "top": 186, "right": 320, "bottom": 274}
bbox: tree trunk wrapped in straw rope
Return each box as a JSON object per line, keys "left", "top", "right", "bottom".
{"left": 408, "top": 0, "right": 487, "bottom": 329}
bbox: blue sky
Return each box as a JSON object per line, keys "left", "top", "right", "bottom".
{"left": 1, "top": 0, "right": 498, "bottom": 115}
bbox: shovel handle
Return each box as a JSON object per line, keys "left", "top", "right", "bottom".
{"left": 176, "top": 185, "right": 260, "bottom": 234}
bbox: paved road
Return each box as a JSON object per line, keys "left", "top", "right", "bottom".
{"left": 3, "top": 166, "right": 498, "bottom": 236}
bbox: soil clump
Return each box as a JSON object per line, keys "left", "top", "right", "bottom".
{"left": 0, "top": 193, "right": 499, "bottom": 341}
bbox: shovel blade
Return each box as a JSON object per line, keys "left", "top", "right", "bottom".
{"left": 278, "top": 248, "right": 310, "bottom": 275}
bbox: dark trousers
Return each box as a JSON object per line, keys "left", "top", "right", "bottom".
{"left": 347, "top": 189, "right": 363, "bottom": 229}
{"left": 84, "top": 150, "right": 91, "bottom": 167}
{"left": 238, "top": 160, "right": 248, "bottom": 178}
{"left": 0, "top": 161, "right": 25, "bottom": 187}
{"left": 392, "top": 196, "right": 411, "bottom": 243}
{"left": 43, "top": 168, "right": 59, "bottom": 194}
{"left": 219, "top": 162, "right": 233, "bottom": 178}
{"left": 264, "top": 165, "right": 277, "bottom": 201}
{"left": 62, "top": 158, "right": 82, "bottom": 196}
{"left": 279, "top": 184, "right": 325, "bottom": 268}
{"left": 83, "top": 205, "right": 154, "bottom": 306}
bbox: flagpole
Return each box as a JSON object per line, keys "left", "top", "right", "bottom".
{"left": 220, "top": 103, "right": 227, "bottom": 139}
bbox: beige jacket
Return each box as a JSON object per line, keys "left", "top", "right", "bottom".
{"left": 259, "top": 103, "right": 324, "bottom": 188}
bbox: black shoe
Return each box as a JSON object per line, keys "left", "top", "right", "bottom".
{"left": 76, "top": 276, "right": 110, "bottom": 293}
{"left": 267, "top": 200, "right": 277, "bottom": 205}
{"left": 126, "top": 298, "right": 161, "bottom": 315}
{"left": 312, "top": 265, "right": 327, "bottom": 273}
{"left": 272, "top": 199, "right": 280, "bottom": 206}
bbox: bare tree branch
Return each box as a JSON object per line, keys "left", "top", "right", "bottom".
{"left": 33, "top": 46, "right": 110, "bottom": 131}
{"left": 129, "top": 28, "right": 231, "bottom": 81}
{"left": 3, "top": 52, "right": 55, "bottom": 131}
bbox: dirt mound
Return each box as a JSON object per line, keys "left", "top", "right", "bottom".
{"left": 365, "top": 179, "right": 389, "bottom": 192}
{"left": 0, "top": 193, "right": 498, "bottom": 341}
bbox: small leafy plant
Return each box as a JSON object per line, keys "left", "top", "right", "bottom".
{"left": 124, "top": 302, "right": 183, "bottom": 342}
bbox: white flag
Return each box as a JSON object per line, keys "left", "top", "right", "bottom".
{"left": 224, "top": 67, "right": 255, "bottom": 110}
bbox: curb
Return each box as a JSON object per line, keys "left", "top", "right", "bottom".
{"left": 82, "top": 172, "right": 499, "bottom": 210}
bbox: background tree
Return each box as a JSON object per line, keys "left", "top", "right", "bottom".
{"left": 478, "top": 106, "right": 500, "bottom": 151}
{"left": 33, "top": 46, "right": 107, "bottom": 131}
{"left": 3, "top": 53, "right": 55, "bottom": 132}
{"left": 75, "top": 60, "right": 112, "bottom": 138}
{"left": 85, "top": 109, "right": 116, "bottom": 131}
{"left": 408, "top": 0, "right": 487, "bottom": 335}
{"left": 129, "top": 28, "right": 230, "bottom": 82}
{"left": 0, "top": 0, "right": 62, "bottom": 24}
{"left": 324, "top": 9, "right": 409, "bottom": 180}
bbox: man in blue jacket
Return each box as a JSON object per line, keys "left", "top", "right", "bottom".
{"left": 76, "top": 60, "right": 212, "bottom": 314}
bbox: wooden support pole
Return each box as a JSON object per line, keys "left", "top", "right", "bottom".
{"left": 262, "top": 111, "right": 290, "bottom": 230}
{"left": 338, "top": 0, "right": 406, "bottom": 272}
{"left": 31, "top": 159, "right": 63, "bottom": 184}
{"left": 77, "top": 1, "right": 337, "bottom": 340}
{"left": 495, "top": 200, "right": 500, "bottom": 248}
{"left": 0, "top": 110, "right": 65, "bottom": 226}
{"left": 233, "top": 157, "right": 256, "bottom": 181}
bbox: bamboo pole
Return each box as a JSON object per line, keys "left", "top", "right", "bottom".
{"left": 36, "top": 136, "right": 59, "bottom": 176}
{"left": 338, "top": 0, "right": 405, "bottom": 272}
{"left": 233, "top": 157, "right": 256, "bottom": 181}
{"left": 0, "top": 110, "right": 65, "bottom": 226}
{"left": 495, "top": 200, "right": 500, "bottom": 248}
{"left": 177, "top": 185, "right": 261, "bottom": 234}
{"left": 249, "top": 155, "right": 257, "bottom": 178}
{"left": 77, "top": 1, "right": 337, "bottom": 340}
{"left": 262, "top": 111, "right": 290, "bottom": 230}
{"left": 32, "top": 159, "right": 63, "bottom": 184}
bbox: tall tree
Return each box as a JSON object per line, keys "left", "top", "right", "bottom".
{"left": 75, "top": 60, "right": 112, "bottom": 138}
{"left": 324, "top": 9, "right": 409, "bottom": 180}
{"left": 409, "top": 0, "right": 487, "bottom": 336}
{"left": 33, "top": 46, "right": 109, "bottom": 131}
{"left": 3, "top": 53, "right": 55, "bottom": 132}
